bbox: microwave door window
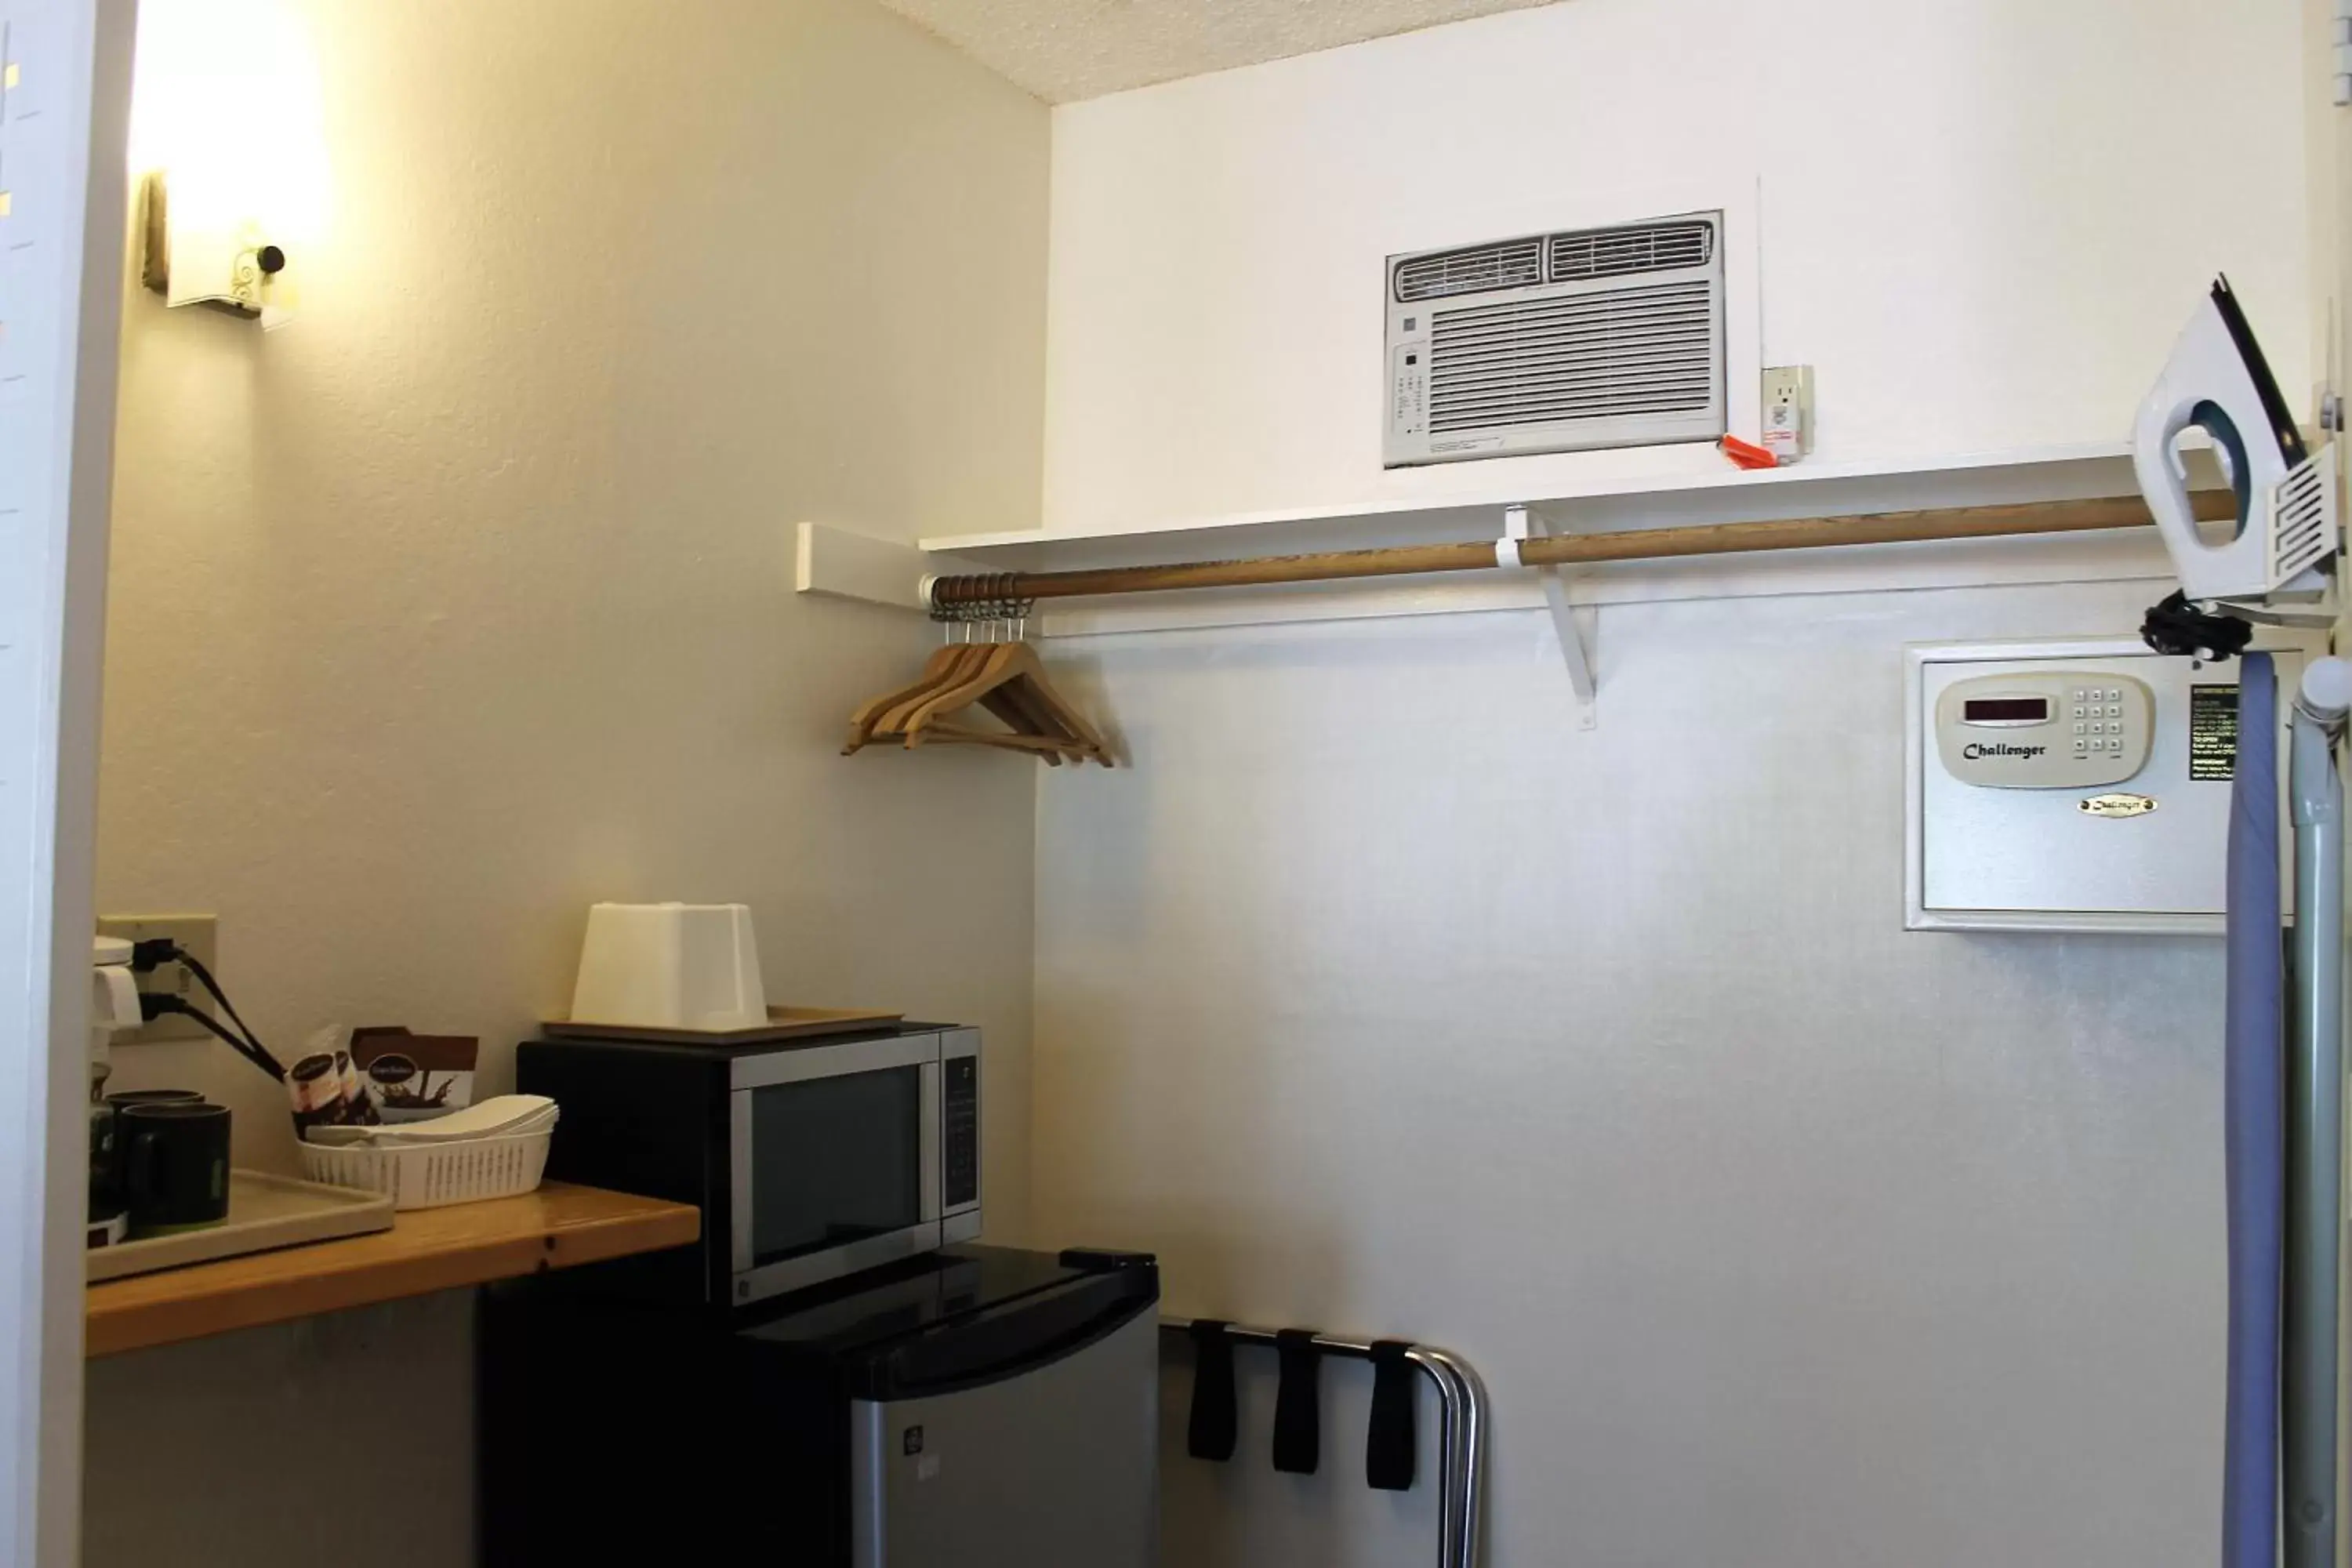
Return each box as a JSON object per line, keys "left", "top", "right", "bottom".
{"left": 749, "top": 1067, "right": 924, "bottom": 1265}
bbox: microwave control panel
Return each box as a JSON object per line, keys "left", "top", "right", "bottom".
{"left": 1933, "top": 670, "right": 2154, "bottom": 789}
{"left": 944, "top": 1050, "right": 979, "bottom": 1212}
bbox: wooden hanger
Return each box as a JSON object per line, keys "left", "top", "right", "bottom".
{"left": 920, "top": 722, "right": 1092, "bottom": 759}
{"left": 877, "top": 642, "right": 988, "bottom": 737}
{"left": 844, "top": 639, "right": 1007, "bottom": 755}
{"left": 970, "top": 681, "right": 1074, "bottom": 766}
{"left": 842, "top": 630, "right": 1111, "bottom": 765}
{"left": 898, "top": 641, "right": 1110, "bottom": 761}
{"left": 844, "top": 644, "right": 967, "bottom": 755}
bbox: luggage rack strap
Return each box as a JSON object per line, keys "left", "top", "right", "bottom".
{"left": 1159, "top": 1316, "right": 1488, "bottom": 1568}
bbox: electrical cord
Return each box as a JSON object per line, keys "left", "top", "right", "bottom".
{"left": 139, "top": 994, "right": 288, "bottom": 1082}
{"left": 129, "top": 939, "right": 261, "bottom": 1048}
{"left": 169, "top": 949, "right": 270, "bottom": 1068}
{"left": 128, "top": 939, "right": 289, "bottom": 1081}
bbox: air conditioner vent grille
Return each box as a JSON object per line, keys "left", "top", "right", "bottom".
{"left": 1394, "top": 239, "right": 1545, "bottom": 302}
{"left": 1426, "top": 281, "right": 1717, "bottom": 433}
{"left": 1384, "top": 208, "right": 1726, "bottom": 465}
{"left": 1547, "top": 220, "right": 1714, "bottom": 281}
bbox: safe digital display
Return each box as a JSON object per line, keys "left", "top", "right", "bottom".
{"left": 1961, "top": 697, "right": 2049, "bottom": 724}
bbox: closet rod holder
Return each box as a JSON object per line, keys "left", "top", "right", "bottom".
{"left": 925, "top": 490, "right": 2236, "bottom": 611}
{"left": 1160, "top": 1316, "right": 1489, "bottom": 1568}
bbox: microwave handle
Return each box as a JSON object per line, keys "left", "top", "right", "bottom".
{"left": 729, "top": 1089, "right": 754, "bottom": 1274}
{"left": 920, "top": 1059, "right": 942, "bottom": 1223}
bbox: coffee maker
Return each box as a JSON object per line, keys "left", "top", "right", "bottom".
{"left": 86, "top": 935, "right": 145, "bottom": 1246}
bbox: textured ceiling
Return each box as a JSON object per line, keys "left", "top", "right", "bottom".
{"left": 873, "top": 0, "right": 1566, "bottom": 103}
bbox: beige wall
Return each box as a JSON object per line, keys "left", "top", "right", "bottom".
{"left": 87, "top": 3, "right": 1047, "bottom": 1564}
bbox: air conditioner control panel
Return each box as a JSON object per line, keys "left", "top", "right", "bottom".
{"left": 1933, "top": 670, "right": 2153, "bottom": 789}
{"left": 1390, "top": 343, "right": 1426, "bottom": 439}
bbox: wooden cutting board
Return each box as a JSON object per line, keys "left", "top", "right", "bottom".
{"left": 539, "top": 1004, "right": 905, "bottom": 1046}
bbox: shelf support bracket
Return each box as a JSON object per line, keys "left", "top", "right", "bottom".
{"left": 795, "top": 521, "right": 979, "bottom": 613}
{"left": 1506, "top": 505, "right": 1597, "bottom": 728}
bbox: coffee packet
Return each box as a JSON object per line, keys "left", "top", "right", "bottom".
{"left": 348, "top": 1027, "right": 480, "bottom": 1124}
{"left": 286, "top": 1024, "right": 377, "bottom": 1135}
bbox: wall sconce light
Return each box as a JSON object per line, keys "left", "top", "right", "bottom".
{"left": 138, "top": 170, "right": 292, "bottom": 323}
{"left": 127, "top": 0, "right": 327, "bottom": 331}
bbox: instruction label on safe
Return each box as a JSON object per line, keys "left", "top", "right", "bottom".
{"left": 2189, "top": 685, "right": 2238, "bottom": 781}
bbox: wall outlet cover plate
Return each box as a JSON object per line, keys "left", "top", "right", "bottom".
{"left": 96, "top": 914, "right": 218, "bottom": 1046}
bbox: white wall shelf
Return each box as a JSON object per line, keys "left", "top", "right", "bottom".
{"left": 794, "top": 443, "right": 2205, "bottom": 655}
{"left": 920, "top": 441, "right": 2160, "bottom": 566}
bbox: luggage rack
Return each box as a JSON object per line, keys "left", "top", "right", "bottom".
{"left": 1160, "top": 1316, "right": 1489, "bottom": 1568}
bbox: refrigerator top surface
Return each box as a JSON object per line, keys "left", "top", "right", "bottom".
{"left": 732, "top": 1246, "right": 1110, "bottom": 1356}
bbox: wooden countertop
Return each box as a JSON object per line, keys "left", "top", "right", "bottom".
{"left": 86, "top": 1181, "right": 700, "bottom": 1357}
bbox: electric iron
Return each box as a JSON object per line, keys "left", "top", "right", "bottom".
{"left": 2136, "top": 276, "right": 2338, "bottom": 659}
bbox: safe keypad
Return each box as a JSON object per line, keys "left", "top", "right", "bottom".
{"left": 1935, "top": 668, "right": 2155, "bottom": 789}
{"left": 2071, "top": 688, "right": 2125, "bottom": 755}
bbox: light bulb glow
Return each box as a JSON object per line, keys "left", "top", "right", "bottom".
{"left": 128, "top": 0, "right": 331, "bottom": 248}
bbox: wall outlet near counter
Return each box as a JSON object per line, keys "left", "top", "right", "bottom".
{"left": 97, "top": 914, "right": 218, "bottom": 1046}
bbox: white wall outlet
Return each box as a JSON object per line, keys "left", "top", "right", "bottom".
{"left": 96, "top": 914, "right": 219, "bottom": 1046}
{"left": 1762, "top": 365, "right": 1813, "bottom": 460}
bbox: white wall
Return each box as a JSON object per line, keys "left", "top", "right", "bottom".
{"left": 1041, "top": 0, "right": 2312, "bottom": 535}
{"left": 1024, "top": 5, "right": 2307, "bottom": 1564}
{"left": 88, "top": 2, "right": 1047, "bottom": 1563}
{"left": 1033, "top": 580, "right": 2229, "bottom": 1568}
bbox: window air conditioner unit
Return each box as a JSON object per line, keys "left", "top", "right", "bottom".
{"left": 1383, "top": 210, "right": 1726, "bottom": 467}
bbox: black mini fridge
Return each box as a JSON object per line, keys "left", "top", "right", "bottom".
{"left": 480, "top": 1246, "right": 1160, "bottom": 1567}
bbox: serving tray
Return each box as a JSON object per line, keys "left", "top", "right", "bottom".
{"left": 89, "top": 1170, "right": 397, "bottom": 1283}
{"left": 539, "top": 1004, "right": 905, "bottom": 1046}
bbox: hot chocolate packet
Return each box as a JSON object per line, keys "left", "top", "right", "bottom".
{"left": 349, "top": 1027, "right": 480, "bottom": 1124}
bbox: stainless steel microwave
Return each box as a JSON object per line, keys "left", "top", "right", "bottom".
{"left": 519, "top": 1024, "right": 981, "bottom": 1307}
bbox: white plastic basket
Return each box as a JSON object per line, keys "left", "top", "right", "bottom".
{"left": 299, "top": 1129, "right": 553, "bottom": 1210}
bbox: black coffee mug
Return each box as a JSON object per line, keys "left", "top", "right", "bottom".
{"left": 92, "top": 1089, "right": 203, "bottom": 1207}
{"left": 122, "top": 1102, "right": 230, "bottom": 1235}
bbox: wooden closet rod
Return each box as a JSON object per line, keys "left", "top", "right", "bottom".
{"left": 927, "top": 490, "right": 2233, "bottom": 612}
